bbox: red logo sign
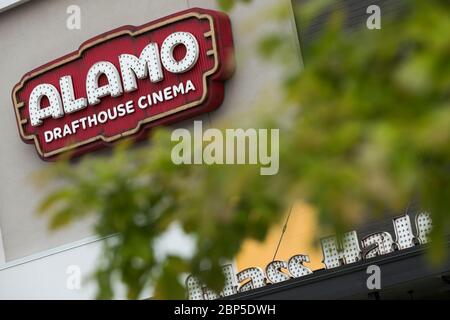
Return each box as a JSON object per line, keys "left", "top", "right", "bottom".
{"left": 12, "top": 8, "right": 234, "bottom": 160}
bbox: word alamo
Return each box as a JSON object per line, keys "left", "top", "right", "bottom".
{"left": 29, "top": 31, "right": 199, "bottom": 127}
{"left": 44, "top": 80, "right": 196, "bottom": 143}
{"left": 171, "top": 121, "right": 279, "bottom": 175}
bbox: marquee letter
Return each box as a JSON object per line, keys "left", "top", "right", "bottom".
{"left": 119, "top": 43, "right": 164, "bottom": 92}
{"left": 86, "top": 61, "right": 123, "bottom": 105}
{"left": 161, "top": 32, "right": 199, "bottom": 73}
{"left": 416, "top": 212, "right": 432, "bottom": 244}
{"left": 392, "top": 215, "right": 415, "bottom": 250}
{"left": 29, "top": 84, "right": 64, "bottom": 127}
{"left": 185, "top": 265, "right": 237, "bottom": 300}
{"left": 185, "top": 275, "right": 204, "bottom": 300}
{"left": 203, "top": 288, "right": 220, "bottom": 300}
{"left": 287, "top": 254, "right": 313, "bottom": 278}
{"left": 361, "top": 232, "right": 394, "bottom": 259}
{"left": 237, "top": 267, "right": 266, "bottom": 292}
{"left": 266, "top": 260, "right": 290, "bottom": 284}
{"left": 321, "top": 231, "right": 362, "bottom": 269}
{"left": 220, "top": 264, "right": 238, "bottom": 297}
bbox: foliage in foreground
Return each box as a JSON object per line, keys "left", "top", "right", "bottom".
{"left": 38, "top": 0, "right": 450, "bottom": 298}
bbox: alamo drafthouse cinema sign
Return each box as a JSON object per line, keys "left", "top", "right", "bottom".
{"left": 186, "top": 212, "right": 433, "bottom": 300}
{"left": 12, "top": 8, "right": 234, "bottom": 160}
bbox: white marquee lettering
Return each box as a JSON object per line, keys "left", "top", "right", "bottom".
{"left": 119, "top": 42, "right": 164, "bottom": 92}
{"left": 86, "top": 61, "right": 123, "bottom": 105}
{"left": 160, "top": 32, "right": 199, "bottom": 74}
{"left": 59, "top": 75, "right": 87, "bottom": 114}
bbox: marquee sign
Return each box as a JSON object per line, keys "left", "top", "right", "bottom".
{"left": 12, "top": 8, "right": 234, "bottom": 160}
{"left": 186, "top": 212, "right": 433, "bottom": 299}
